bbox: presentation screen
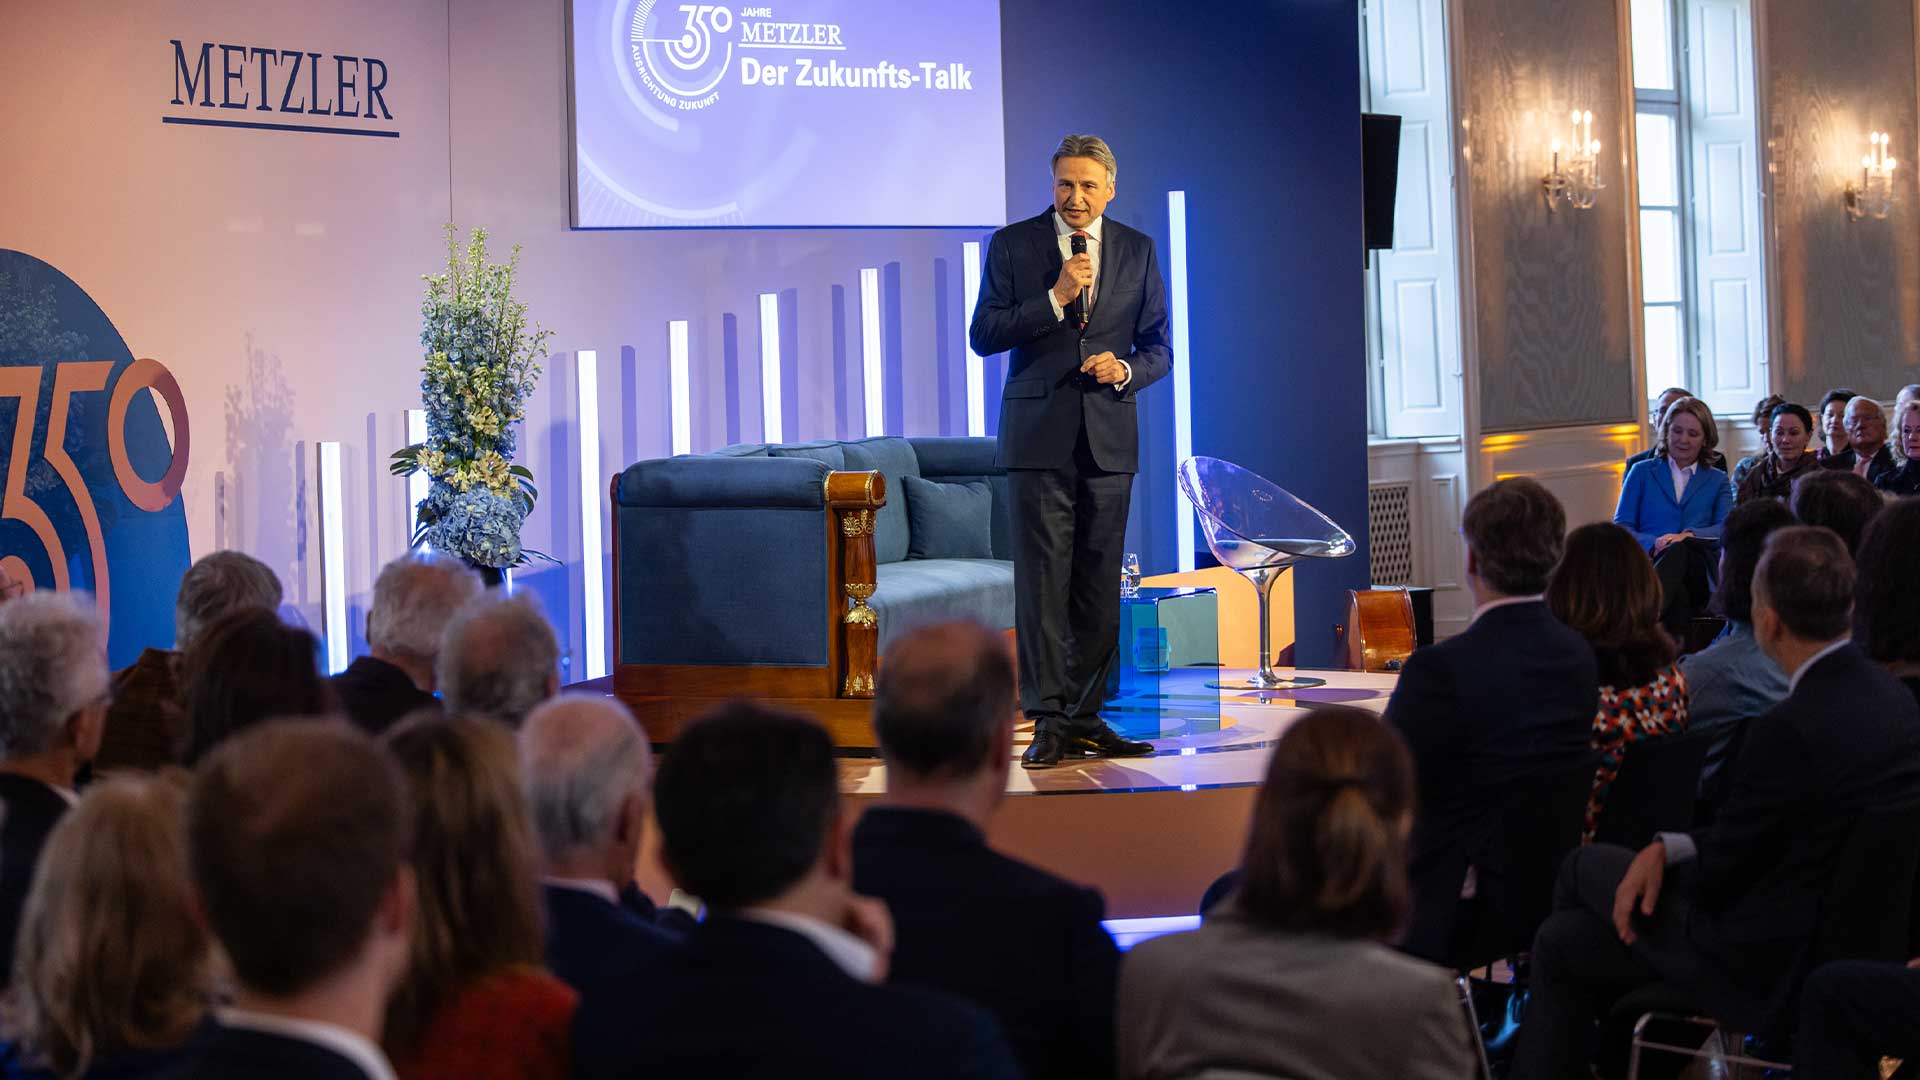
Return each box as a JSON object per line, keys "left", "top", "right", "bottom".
{"left": 568, "top": 0, "right": 1007, "bottom": 228}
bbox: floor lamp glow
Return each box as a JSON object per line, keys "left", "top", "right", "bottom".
{"left": 758, "top": 293, "right": 783, "bottom": 443}
{"left": 962, "top": 241, "right": 985, "bottom": 437}
{"left": 668, "top": 320, "right": 692, "bottom": 456}
{"left": 405, "top": 409, "right": 429, "bottom": 550}
{"left": 860, "top": 268, "right": 883, "bottom": 436}
{"left": 1169, "top": 190, "right": 1195, "bottom": 572}
{"left": 577, "top": 349, "right": 607, "bottom": 681}
{"left": 317, "top": 441, "right": 349, "bottom": 675}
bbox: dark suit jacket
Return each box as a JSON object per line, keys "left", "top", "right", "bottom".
{"left": 969, "top": 208, "right": 1172, "bottom": 472}
{"left": 0, "top": 776, "right": 69, "bottom": 983}
{"left": 1823, "top": 443, "right": 1898, "bottom": 486}
{"left": 1382, "top": 601, "right": 1599, "bottom": 959}
{"left": 853, "top": 806, "right": 1119, "bottom": 1080}
{"left": 329, "top": 656, "right": 438, "bottom": 737}
{"left": 543, "top": 883, "right": 679, "bottom": 993}
{"left": 98, "top": 647, "right": 186, "bottom": 771}
{"left": 159, "top": 1023, "right": 377, "bottom": 1080}
{"left": 571, "top": 916, "right": 1021, "bottom": 1080}
{"left": 1681, "top": 644, "right": 1920, "bottom": 1028}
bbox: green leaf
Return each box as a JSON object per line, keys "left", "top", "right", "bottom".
{"left": 390, "top": 444, "right": 424, "bottom": 476}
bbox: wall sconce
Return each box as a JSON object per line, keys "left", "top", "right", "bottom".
{"left": 1544, "top": 109, "right": 1604, "bottom": 211}
{"left": 1845, "top": 131, "right": 1896, "bottom": 220}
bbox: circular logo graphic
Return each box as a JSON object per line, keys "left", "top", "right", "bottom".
{"left": 628, "top": 1, "right": 734, "bottom": 110}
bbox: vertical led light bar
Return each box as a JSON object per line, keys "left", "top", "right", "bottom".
{"left": 317, "top": 441, "right": 349, "bottom": 675}
{"left": 860, "top": 267, "right": 883, "bottom": 436}
{"left": 1168, "top": 191, "right": 1196, "bottom": 572}
{"left": 668, "top": 320, "right": 692, "bottom": 455}
{"left": 405, "top": 409, "right": 429, "bottom": 549}
{"left": 577, "top": 350, "right": 607, "bottom": 681}
{"left": 961, "top": 241, "right": 985, "bottom": 437}
{"left": 758, "top": 293, "right": 783, "bottom": 443}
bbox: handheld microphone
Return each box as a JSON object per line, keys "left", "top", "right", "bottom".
{"left": 1069, "top": 231, "right": 1089, "bottom": 331}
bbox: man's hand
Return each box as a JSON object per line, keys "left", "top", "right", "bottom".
{"left": 1612, "top": 840, "right": 1668, "bottom": 944}
{"left": 1082, "top": 351, "right": 1127, "bottom": 386}
{"left": 1053, "top": 252, "right": 1094, "bottom": 309}
{"left": 843, "top": 893, "right": 895, "bottom": 984}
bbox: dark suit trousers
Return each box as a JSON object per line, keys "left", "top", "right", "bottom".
{"left": 1008, "top": 419, "right": 1133, "bottom": 736}
{"left": 1796, "top": 961, "right": 1920, "bottom": 1077}
{"left": 1512, "top": 845, "right": 1707, "bottom": 1080}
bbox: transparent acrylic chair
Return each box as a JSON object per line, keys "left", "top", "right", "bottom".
{"left": 1177, "top": 456, "right": 1357, "bottom": 690}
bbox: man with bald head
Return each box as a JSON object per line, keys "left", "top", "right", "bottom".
{"left": 519, "top": 694, "right": 677, "bottom": 993}
{"left": 1824, "top": 395, "right": 1896, "bottom": 485}
{"left": 852, "top": 621, "right": 1119, "bottom": 1080}
{"left": 438, "top": 594, "right": 561, "bottom": 728}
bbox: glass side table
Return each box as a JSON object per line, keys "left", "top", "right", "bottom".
{"left": 1103, "top": 586, "right": 1222, "bottom": 740}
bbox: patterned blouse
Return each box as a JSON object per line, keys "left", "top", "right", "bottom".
{"left": 1585, "top": 663, "right": 1691, "bottom": 840}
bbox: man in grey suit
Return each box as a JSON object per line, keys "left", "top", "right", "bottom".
{"left": 968, "top": 134, "right": 1174, "bottom": 769}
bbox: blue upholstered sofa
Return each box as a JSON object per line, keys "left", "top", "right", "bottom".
{"left": 610, "top": 436, "right": 1012, "bottom": 739}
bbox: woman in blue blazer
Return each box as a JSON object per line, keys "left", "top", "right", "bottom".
{"left": 1613, "top": 396, "right": 1732, "bottom": 632}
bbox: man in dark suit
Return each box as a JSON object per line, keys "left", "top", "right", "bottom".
{"left": 1821, "top": 395, "right": 1897, "bottom": 486}
{"left": 166, "top": 723, "right": 414, "bottom": 1080}
{"left": 573, "top": 703, "right": 1021, "bottom": 1080}
{"left": 968, "top": 134, "right": 1173, "bottom": 769}
{"left": 1511, "top": 526, "right": 1920, "bottom": 1079}
{"left": 853, "top": 622, "right": 1120, "bottom": 1080}
{"left": 0, "top": 593, "right": 110, "bottom": 983}
{"left": 1383, "top": 478, "right": 1599, "bottom": 961}
{"left": 332, "top": 553, "right": 481, "bottom": 735}
{"left": 518, "top": 695, "right": 680, "bottom": 992}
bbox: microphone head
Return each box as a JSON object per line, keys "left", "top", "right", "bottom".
{"left": 1070, "top": 232, "right": 1088, "bottom": 255}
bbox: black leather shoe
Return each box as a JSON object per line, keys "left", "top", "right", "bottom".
{"left": 1022, "top": 731, "right": 1068, "bottom": 769}
{"left": 1069, "top": 725, "right": 1155, "bottom": 759}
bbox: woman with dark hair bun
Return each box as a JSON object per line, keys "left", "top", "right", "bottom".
{"left": 1116, "top": 706, "right": 1474, "bottom": 1080}
{"left": 1546, "top": 523, "right": 1690, "bottom": 837}
{"left": 1737, "top": 402, "right": 1819, "bottom": 504}
{"left": 1731, "top": 393, "right": 1786, "bottom": 490}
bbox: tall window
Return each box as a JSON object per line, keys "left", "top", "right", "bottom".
{"left": 1628, "top": 0, "right": 1768, "bottom": 418}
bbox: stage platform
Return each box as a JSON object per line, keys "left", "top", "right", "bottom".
{"left": 623, "top": 668, "right": 1400, "bottom": 922}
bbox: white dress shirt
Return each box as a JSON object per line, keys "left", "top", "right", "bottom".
{"left": 741, "top": 907, "right": 880, "bottom": 984}
{"left": 1669, "top": 457, "right": 1698, "bottom": 501}
{"left": 217, "top": 1008, "right": 397, "bottom": 1080}
{"left": 1046, "top": 211, "right": 1131, "bottom": 392}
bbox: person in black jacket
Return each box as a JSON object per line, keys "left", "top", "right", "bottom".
{"left": 573, "top": 703, "right": 1021, "bottom": 1080}
{"left": 1383, "top": 478, "right": 1599, "bottom": 961}
{"left": 1511, "top": 526, "right": 1920, "bottom": 1079}
{"left": 854, "top": 622, "right": 1120, "bottom": 1080}
{"left": 331, "top": 554, "right": 480, "bottom": 736}
{"left": 0, "top": 593, "right": 110, "bottom": 985}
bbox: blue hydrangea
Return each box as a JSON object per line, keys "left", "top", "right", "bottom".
{"left": 428, "top": 487, "right": 526, "bottom": 569}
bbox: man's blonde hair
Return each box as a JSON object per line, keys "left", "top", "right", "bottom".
{"left": 1052, "top": 135, "right": 1117, "bottom": 183}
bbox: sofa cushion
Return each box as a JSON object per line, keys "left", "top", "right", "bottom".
{"left": 842, "top": 437, "right": 921, "bottom": 565}
{"left": 710, "top": 443, "right": 770, "bottom": 458}
{"left": 769, "top": 441, "right": 847, "bottom": 471}
{"left": 872, "top": 559, "right": 1015, "bottom": 652}
{"left": 903, "top": 476, "right": 993, "bottom": 560}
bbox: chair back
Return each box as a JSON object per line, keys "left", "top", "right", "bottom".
{"left": 1591, "top": 727, "right": 1717, "bottom": 849}
{"left": 1474, "top": 757, "right": 1596, "bottom": 962}
{"left": 1176, "top": 457, "right": 1356, "bottom": 572}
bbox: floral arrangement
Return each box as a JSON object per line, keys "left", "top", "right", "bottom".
{"left": 391, "top": 225, "right": 552, "bottom": 570}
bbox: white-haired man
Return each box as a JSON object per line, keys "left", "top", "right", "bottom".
{"left": 438, "top": 593, "right": 561, "bottom": 728}
{"left": 0, "top": 592, "right": 109, "bottom": 982}
{"left": 520, "top": 695, "right": 678, "bottom": 994}
{"left": 333, "top": 553, "right": 482, "bottom": 735}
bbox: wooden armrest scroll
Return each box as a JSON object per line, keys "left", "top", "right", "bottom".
{"left": 826, "top": 471, "right": 887, "bottom": 697}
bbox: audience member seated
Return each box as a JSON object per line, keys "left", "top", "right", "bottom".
{"left": 1511, "top": 526, "right": 1920, "bottom": 1080}
{"left": 1730, "top": 393, "right": 1785, "bottom": 489}
{"left": 1677, "top": 499, "right": 1796, "bottom": 815}
{"left": 182, "top": 608, "right": 334, "bottom": 765}
{"left": 334, "top": 555, "right": 481, "bottom": 736}
{"left": 1853, "top": 496, "right": 1920, "bottom": 705}
{"left": 1625, "top": 387, "right": 1726, "bottom": 474}
{"left": 0, "top": 594, "right": 108, "bottom": 986}
{"left": 1824, "top": 395, "right": 1897, "bottom": 485}
{"left": 5, "top": 775, "right": 207, "bottom": 1079}
{"left": 1876, "top": 400, "right": 1920, "bottom": 496}
{"left": 1383, "top": 477, "right": 1598, "bottom": 961}
{"left": 1896, "top": 384, "right": 1920, "bottom": 463}
{"left": 1790, "top": 467, "right": 1884, "bottom": 554}
{"left": 1118, "top": 705, "right": 1474, "bottom": 1080}
{"left": 1818, "top": 387, "right": 1858, "bottom": 460}
{"left": 100, "top": 551, "right": 280, "bottom": 773}
{"left": 574, "top": 703, "right": 1021, "bottom": 1080}
{"left": 166, "top": 722, "right": 413, "bottom": 1080}
{"left": 1544, "top": 523, "right": 1690, "bottom": 838}
{"left": 380, "top": 715, "right": 576, "bottom": 1080}
{"left": 853, "top": 622, "right": 1118, "bottom": 1080}
{"left": 517, "top": 695, "right": 677, "bottom": 994}
{"left": 1614, "top": 396, "right": 1733, "bottom": 633}
{"left": 437, "top": 596, "right": 559, "bottom": 728}
{"left": 1736, "top": 402, "right": 1819, "bottom": 504}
